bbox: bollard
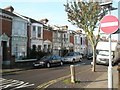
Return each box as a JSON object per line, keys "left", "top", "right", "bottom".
{"left": 91, "top": 62, "right": 93, "bottom": 69}
{"left": 70, "top": 65, "right": 75, "bottom": 83}
{"left": 117, "top": 63, "right": 120, "bottom": 89}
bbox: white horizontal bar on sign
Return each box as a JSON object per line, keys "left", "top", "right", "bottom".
{"left": 101, "top": 22, "right": 118, "bottom": 27}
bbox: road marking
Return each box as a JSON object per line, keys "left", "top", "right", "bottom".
{"left": 0, "top": 78, "right": 34, "bottom": 90}
{"left": 34, "top": 68, "right": 90, "bottom": 90}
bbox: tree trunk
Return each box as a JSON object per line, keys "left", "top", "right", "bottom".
{"left": 92, "top": 46, "right": 96, "bottom": 72}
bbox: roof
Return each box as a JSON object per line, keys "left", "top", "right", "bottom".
{"left": 4, "top": 6, "right": 14, "bottom": 12}
{"left": 1, "top": 7, "right": 43, "bottom": 26}
{"left": 19, "top": 15, "right": 43, "bottom": 24}
{"left": 30, "top": 18, "right": 43, "bottom": 24}
{"left": 0, "top": 8, "right": 18, "bottom": 17}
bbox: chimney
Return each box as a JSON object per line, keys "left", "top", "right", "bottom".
{"left": 77, "top": 30, "right": 82, "bottom": 33}
{"left": 62, "top": 25, "right": 68, "bottom": 30}
{"left": 4, "top": 6, "right": 14, "bottom": 12}
{"left": 40, "top": 18, "right": 49, "bottom": 24}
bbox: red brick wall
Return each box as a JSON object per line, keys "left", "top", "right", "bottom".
{"left": 2, "top": 18, "right": 12, "bottom": 37}
{"left": 43, "top": 30, "right": 52, "bottom": 42}
{"left": 1, "top": 17, "right": 12, "bottom": 63}
{"left": 70, "top": 35, "right": 74, "bottom": 44}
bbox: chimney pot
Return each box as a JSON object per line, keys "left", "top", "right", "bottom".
{"left": 4, "top": 6, "right": 14, "bottom": 12}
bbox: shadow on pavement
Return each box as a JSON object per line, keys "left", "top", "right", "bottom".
{"left": 80, "top": 79, "right": 107, "bottom": 84}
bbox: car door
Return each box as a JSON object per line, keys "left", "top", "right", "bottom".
{"left": 75, "top": 52, "right": 80, "bottom": 61}
{"left": 72, "top": 53, "right": 77, "bottom": 61}
{"left": 55, "top": 55, "right": 61, "bottom": 63}
{"left": 51, "top": 55, "right": 58, "bottom": 64}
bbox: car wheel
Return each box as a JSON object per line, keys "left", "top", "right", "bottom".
{"left": 79, "top": 58, "right": 82, "bottom": 62}
{"left": 60, "top": 61, "right": 63, "bottom": 66}
{"left": 46, "top": 63, "right": 50, "bottom": 68}
{"left": 72, "top": 59, "right": 75, "bottom": 63}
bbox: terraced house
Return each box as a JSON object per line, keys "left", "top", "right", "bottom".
{"left": 0, "top": 7, "right": 13, "bottom": 66}
{"left": 11, "top": 13, "right": 27, "bottom": 61}
{"left": 1, "top": 6, "right": 91, "bottom": 68}
{"left": 0, "top": 6, "right": 28, "bottom": 67}
{"left": 52, "top": 25, "right": 70, "bottom": 56}
{"left": 42, "top": 20, "right": 53, "bottom": 53}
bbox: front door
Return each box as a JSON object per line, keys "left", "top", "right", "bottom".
{"left": 2, "top": 41, "right": 7, "bottom": 63}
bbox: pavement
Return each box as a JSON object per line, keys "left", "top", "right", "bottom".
{"left": 85, "top": 65, "right": 118, "bottom": 89}
{"left": 1, "top": 65, "right": 119, "bottom": 89}
{"left": 46, "top": 65, "right": 119, "bottom": 89}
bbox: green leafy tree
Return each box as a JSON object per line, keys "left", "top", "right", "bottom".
{"left": 64, "top": 0, "right": 105, "bottom": 72}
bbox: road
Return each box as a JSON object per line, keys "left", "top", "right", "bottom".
{"left": 2, "top": 60, "right": 108, "bottom": 89}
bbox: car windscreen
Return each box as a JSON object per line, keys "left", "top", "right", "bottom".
{"left": 65, "top": 52, "right": 74, "bottom": 56}
{"left": 40, "top": 55, "right": 52, "bottom": 61}
{"left": 98, "top": 51, "right": 113, "bottom": 56}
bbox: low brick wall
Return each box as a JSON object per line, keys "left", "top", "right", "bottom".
{"left": 14, "top": 59, "right": 37, "bottom": 68}
{"left": 2, "top": 59, "right": 37, "bottom": 69}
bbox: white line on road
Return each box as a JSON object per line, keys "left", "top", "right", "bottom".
{"left": 0, "top": 78, "right": 34, "bottom": 89}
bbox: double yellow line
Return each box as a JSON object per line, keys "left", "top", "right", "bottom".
{"left": 34, "top": 68, "right": 90, "bottom": 90}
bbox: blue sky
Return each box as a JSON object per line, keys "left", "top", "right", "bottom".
{"left": 1, "top": 0, "right": 119, "bottom": 40}
{"left": 1, "top": 1, "right": 76, "bottom": 29}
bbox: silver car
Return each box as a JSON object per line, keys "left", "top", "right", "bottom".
{"left": 63, "top": 52, "right": 82, "bottom": 63}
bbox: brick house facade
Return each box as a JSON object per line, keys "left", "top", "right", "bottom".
{"left": 1, "top": 6, "right": 90, "bottom": 68}
{"left": 1, "top": 6, "right": 28, "bottom": 68}
{"left": 0, "top": 8, "right": 13, "bottom": 66}
{"left": 43, "top": 25, "right": 53, "bottom": 53}
{"left": 43, "top": 29, "right": 52, "bottom": 42}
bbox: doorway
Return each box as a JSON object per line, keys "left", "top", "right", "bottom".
{"left": 2, "top": 41, "right": 7, "bottom": 62}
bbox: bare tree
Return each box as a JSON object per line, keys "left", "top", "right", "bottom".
{"left": 64, "top": 0, "right": 106, "bottom": 72}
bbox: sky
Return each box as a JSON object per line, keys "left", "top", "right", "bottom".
{"left": 1, "top": 0, "right": 75, "bottom": 29}
{"left": 0, "top": 0, "right": 119, "bottom": 40}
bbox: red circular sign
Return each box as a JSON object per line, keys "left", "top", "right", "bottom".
{"left": 100, "top": 15, "right": 119, "bottom": 34}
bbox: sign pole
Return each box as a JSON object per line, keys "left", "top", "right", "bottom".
{"left": 108, "top": 8, "right": 113, "bottom": 89}
{"left": 100, "top": 6, "right": 118, "bottom": 89}
{"left": 108, "top": 34, "right": 113, "bottom": 89}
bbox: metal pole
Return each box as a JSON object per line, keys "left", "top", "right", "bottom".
{"left": 108, "top": 7, "right": 113, "bottom": 89}
{"left": 108, "top": 34, "right": 113, "bottom": 89}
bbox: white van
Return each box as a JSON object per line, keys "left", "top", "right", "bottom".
{"left": 96, "top": 42, "right": 120, "bottom": 65}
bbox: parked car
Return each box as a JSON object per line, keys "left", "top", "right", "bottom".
{"left": 63, "top": 52, "right": 82, "bottom": 63}
{"left": 96, "top": 42, "right": 120, "bottom": 65}
{"left": 33, "top": 55, "right": 64, "bottom": 68}
{"left": 87, "top": 53, "right": 93, "bottom": 60}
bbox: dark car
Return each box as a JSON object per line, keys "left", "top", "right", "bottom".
{"left": 33, "top": 55, "right": 64, "bottom": 68}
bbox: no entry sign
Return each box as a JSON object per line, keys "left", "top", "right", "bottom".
{"left": 100, "top": 15, "right": 119, "bottom": 34}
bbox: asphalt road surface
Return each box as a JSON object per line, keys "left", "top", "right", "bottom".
{"left": 2, "top": 60, "right": 108, "bottom": 89}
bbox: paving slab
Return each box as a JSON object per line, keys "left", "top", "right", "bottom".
{"left": 85, "top": 66, "right": 118, "bottom": 88}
